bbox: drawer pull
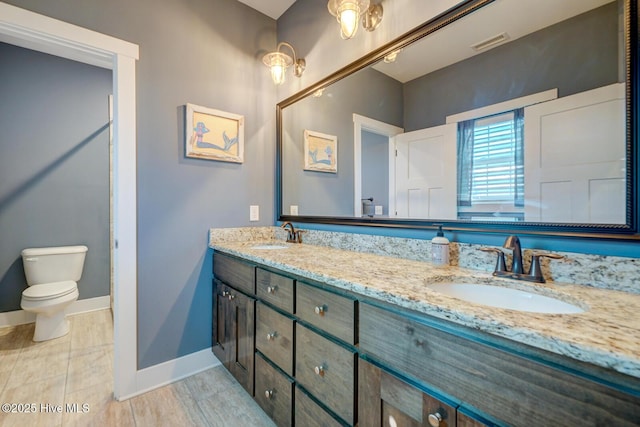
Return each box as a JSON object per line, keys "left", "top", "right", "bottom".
{"left": 227, "top": 294, "right": 235, "bottom": 301}
{"left": 221, "top": 291, "right": 230, "bottom": 297}
{"left": 314, "top": 365, "right": 325, "bottom": 376}
{"left": 314, "top": 305, "right": 326, "bottom": 316}
{"left": 267, "top": 286, "right": 277, "bottom": 294}
{"left": 264, "top": 389, "right": 274, "bottom": 399}
{"left": 427, "top": 411, "right": 443, "bottom": 427}
{"left": 266, "top": 332, "right": 277, "bottom": 341}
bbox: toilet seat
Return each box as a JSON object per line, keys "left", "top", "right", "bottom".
{"left": 22, "top": 281, "right": 77, "bottom": 301}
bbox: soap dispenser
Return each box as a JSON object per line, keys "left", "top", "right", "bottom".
{"left": 431, "top": 225, "right": 450, "bottom": 266}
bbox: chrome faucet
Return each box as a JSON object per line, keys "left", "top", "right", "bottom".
{"left": 281, "top": 222, "right": 304, "bottom": 243}
{"left": 481, "top": 235, "right": 563, "bottom": 283}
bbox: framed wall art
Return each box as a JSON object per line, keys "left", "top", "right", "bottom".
{"left": 303, "top": 129, "right": 337, "bottom": 173}
{"left": 185, "top": 103, "right": 244, "bottom": 163}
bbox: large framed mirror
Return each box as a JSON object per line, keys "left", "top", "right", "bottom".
{"left": 277, "top": 0, "right": 639, "bottom": 239}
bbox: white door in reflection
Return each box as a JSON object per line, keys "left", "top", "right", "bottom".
{"left": 524, "top": 82, "right": 626, "bottom": 223}
{"left": 394, "top": 123, "right": 457, "bottom": 218}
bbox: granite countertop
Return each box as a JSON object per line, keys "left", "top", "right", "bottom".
{"left": 209, "top": 239, "right": 640, "bottom": 380}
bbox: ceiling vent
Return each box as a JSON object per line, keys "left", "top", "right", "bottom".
{"left": 471, "top": 32, "right": 510, "bottom": 52}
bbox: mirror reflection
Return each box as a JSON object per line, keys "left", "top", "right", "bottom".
{"left": 281, "top": 0, "right": 626, "bottom": 224}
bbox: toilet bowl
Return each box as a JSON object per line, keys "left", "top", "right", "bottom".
{"left": 20, "top": 245, "right": 87, "bottom": 342}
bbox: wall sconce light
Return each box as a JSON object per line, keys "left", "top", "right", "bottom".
{"left": 327, "top": 0, "right": 383, "bottom": 40}
{"left": 262, "top": 42, "right": 305, "bottom": 85}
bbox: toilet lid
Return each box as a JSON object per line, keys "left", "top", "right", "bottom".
{"left": 23, "top": 281, "right": 77, "bottom": 301}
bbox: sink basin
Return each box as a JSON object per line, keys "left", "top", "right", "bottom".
{"left": 250, "top": 244, "right": 289, "bottom": 250}
{"left": 427, "top": 283, "right": 585, "bottom": 314}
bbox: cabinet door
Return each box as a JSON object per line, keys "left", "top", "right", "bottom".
{"left": 359, "top": 358, "right": 456, "bottom": 427}
{"left": 227, "top": 288, "right": 255, "bottom": 396}
{"left": 212, "top": 282, "right": 233, "bottom": 366}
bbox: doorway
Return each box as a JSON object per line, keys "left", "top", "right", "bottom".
{"left": 0, "top": 3, "right": 138, "bottom": 400}
{"left": 353, "top": 114, "right": 403, "bottom": 217}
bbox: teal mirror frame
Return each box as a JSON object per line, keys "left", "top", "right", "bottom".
{"left": 276, "top": 0, "right": 640, "bottom": 240}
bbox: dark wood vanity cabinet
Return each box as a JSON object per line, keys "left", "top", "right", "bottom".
{"left": 213, "top": 252, "right": 640, "bottom": 427}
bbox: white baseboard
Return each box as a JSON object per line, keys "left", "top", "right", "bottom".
{"left": 0, "top": 295, "right": 111, "bottom": 328}
{"left": 69, "top": 295, "right": 111, "bottom": 315}
{"left": 120, "top": 348, "right": 221, "bottom": 401}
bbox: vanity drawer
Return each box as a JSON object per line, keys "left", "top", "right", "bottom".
{"left": 294, "top": 386, "right": 343, "bottom": 427}
{"left": 256, "top": 268, "right": 294, "bottom": 313}
{"left": 254, "top": 353, "right": 293, "bottom": 427}
{"left": 295, "top": 324, "right": 356, "bottom": 425}
{"left": 296, "top": 282, "right": 356, "bottom": 345}
{"left": 360, "top": 304, "right": 435, "bottom": 377}
{"left": 255, "top": 302, "right": 294, "bottom": 376}
{"left": 213, "top": 252, "right": 255, "bottom": 295}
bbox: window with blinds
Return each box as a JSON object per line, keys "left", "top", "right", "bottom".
{"left": 457, "top": 109, "right": 524, "bottom": 220}
{"left": 471, "top": 112, "right": 520, "bottom": 203}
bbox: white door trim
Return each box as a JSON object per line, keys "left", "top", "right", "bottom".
{"left": 0, "top": 2, "right": 139, "bottom": 400}
{"left": 353, "top": 114, "right": 403, "bottom": 217}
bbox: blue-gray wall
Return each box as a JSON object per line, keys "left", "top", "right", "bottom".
{"left": 361, "top": 130, "right": 389, "bottom": 216}
{"left": 4, "top": 0, "right": 277, "bottom": 369}
{"left": 0, "top": 42, "right": 111, "bottom": 313}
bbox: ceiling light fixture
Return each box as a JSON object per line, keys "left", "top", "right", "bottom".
{"left": 262, "top": 42, "right": 305, "bottom": 85}
{"left": 327, "top": 0, "right": 383, "bottom": 40}
{"left": 383, "top": 48, "right": 402, "bottom": 64}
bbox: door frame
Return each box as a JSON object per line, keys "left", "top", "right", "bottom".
{"left": 0, "top": 3, "right": 139, "bottom": 400}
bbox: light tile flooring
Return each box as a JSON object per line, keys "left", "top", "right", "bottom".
{"left": 0, "top": 309, "right": 275, "bottom": 427}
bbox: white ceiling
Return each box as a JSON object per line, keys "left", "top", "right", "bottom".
{"left": 236, "top": 0, "right": 297, "bottom": 19}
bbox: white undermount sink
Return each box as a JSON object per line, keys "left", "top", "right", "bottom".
{"left": 427, "top": 283, "right": 585, "bottom": 314}
{"left": 250, "top": 244, "right": 289, "bottom": 250}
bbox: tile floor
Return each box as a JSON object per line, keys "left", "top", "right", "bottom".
{"left": 0, "top": 309, "right": 275, "bottom": 427}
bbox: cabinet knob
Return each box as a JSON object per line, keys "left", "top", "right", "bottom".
{"left": 266, "top": 332, "right": 277, "bottom": 341}
{"left": 427, "top": 411, "right": 443, "bottom": 427}
{"left": 314, "top": 365, "right": 325, "bottom": 376}
{"left": 264, "top": 389, "right": 274, "bottom": 399}
{"left": 314, "top": 305, "right": 325, "bottom": 316}
{"left": 221, "top": 291, "right": 230, "bottom": 297}
{"left": 267, "top": 286, "right": 277, "bottom": 294}
{"left": 227, "top": 294, "right": 235, "bottom": 301}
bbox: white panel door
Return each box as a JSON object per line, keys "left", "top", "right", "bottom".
{"left": 394, "top": 124, "right": 457, "bottom": 218}
{"left": 524, "top": 83, "right": 625, "bottom": 223}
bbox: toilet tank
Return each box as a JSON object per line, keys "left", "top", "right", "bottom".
{"left": 21, "top": 245, "right": 88, "bottom": 286}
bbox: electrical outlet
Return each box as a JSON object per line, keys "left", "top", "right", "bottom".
{"left": 375, "top": 205, "right": 383, "bottom": 215}
{"left": 290, "top": 205, "right": 299, "bottom": 215}
{"left": 250, "top": 205, "right": 259, "bottom": 221}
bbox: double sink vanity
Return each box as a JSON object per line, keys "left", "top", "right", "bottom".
{"left": 209, "top": 227, "right": 640, "bottom": 427}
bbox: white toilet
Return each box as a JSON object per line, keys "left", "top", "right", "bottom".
{"left": 21, "top": 245, "right": 88, "bottom": 341}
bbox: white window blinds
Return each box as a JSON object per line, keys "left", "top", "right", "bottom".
{"left": 457, "top": 109, "right": 524, "bottom": 212}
